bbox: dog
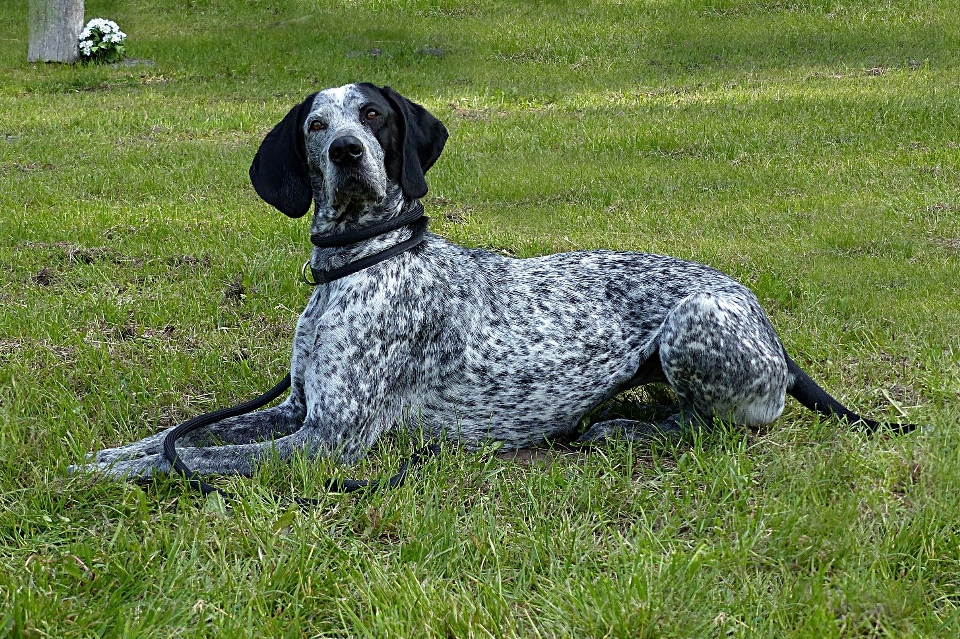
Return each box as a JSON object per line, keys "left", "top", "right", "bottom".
{"left": 78, "top": 82, "right": 916, "bottom": 480}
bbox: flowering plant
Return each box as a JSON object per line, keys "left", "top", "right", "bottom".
{"left": 78, "top": 18, "right": 127, "bottom": 64}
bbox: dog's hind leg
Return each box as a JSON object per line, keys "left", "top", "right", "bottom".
{"left": 577, "top": 414, "right": 688, "bottom": 444}
{"left": 578, "top": 290, "right": 789, "bottom": 445}
{"left": 576, "top": 353, "right": 690, "bottom": 444}
{"left": 657, "top": 291, "right": 789, "bottom": 427}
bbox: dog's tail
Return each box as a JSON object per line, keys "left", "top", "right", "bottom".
{"left": 785, "top": 353, "right": 918, "bottom": 435}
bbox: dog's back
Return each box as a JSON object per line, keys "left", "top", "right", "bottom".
{"left": 387, "top": 236, "right": 771, "bottom": 446}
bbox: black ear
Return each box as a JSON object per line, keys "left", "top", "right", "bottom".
{"left": 249, "top": 93, "right": 318, "bottom": 218}
{"left": 379, "top": 86, "right": 448, "bottom": 200}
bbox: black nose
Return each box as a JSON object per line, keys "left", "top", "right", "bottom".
{"left": 328, "top": 136, "right": 364, "bottom": 165}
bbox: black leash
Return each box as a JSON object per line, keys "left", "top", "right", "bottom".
{"left": 309, "top": 201, "right": 425, "bottom": 247}
{"left": 163, "top": 203, "right": 438, "bottom": 503}
{"left": 162, "top": 374, "right": 291, "bottom": 502}
{"left": 304, "top": 202, "right": 428, "bottom": 285}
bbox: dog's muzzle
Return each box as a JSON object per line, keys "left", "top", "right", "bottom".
{"left": 324, "top": 134, "right": 386, "bottom": 209}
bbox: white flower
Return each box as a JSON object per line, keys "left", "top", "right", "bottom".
{"left": 77, "top": 18, "right": 126, "bottom": 60}
{"left": 82, "top": 18, "right": 122, "bottom": 36}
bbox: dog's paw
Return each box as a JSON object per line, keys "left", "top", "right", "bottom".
{"left": 66, "top": 462, "right": 86, "bottom": 475}
{"left": 68, "top": 455, "right": 170, "bottom": 480}
{"left": 577, "top": 416, "right": 685, "bottom": 444}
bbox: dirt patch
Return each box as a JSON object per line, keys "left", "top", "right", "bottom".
{"left": 108, "top": 322, "right": 139, "bottom": 341}
{"left": 448, "top": 102, "right": 493, "bottom": 121}
{"left": 33, "top": 267, "right": 58, "bottom": 286}
{"left": 222, "top": 273, "right": 247, "bottom": 304}
{"left": 925, "top": 202, "right": 960, "bottom": 214}
{"left": 440, "top": 206, "right": 473, "bottom": 225}
{"left": 16, "top": 241, "right": 132, "bottom": 266}
{"left": 84, "top": 319, "right": 177, "bottom": 345}
{"left": 497, "top": 448, "right": 559, "bottom": 465}
{"left": 1, "top": 162, "right": 56, "bottom": 174}
{"left": 0, "top": 338, "right": 77, "bottom": 365}
{"left": 101, "top": 225, "right": 139, "bottom": 241}
{"left": 144, "top": 403, "right": 195, "bottom": 432}
{"left": 142, "top": 325, "right": 177, "bottom": 340}
{"left": 0, "top": 339, "right": 24, "bottom": 362}
{"left": 68, "top": 246, "right": 118, "bottom": 264}
{"left": 929, "top": 236, "right": 960, "bottom": 252}
{"left": 167, "top": 254, "right": 212, "bottom": 269}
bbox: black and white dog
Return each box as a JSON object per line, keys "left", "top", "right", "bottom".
{"left": 79, "top": 83, "right": 915, "bottom": 479}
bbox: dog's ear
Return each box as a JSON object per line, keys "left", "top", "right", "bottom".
{"left": 249, "top": 93, "right": 318, "bottom": 218}
{"left": 379, "top": 86, "right": 448, "bottom": 200}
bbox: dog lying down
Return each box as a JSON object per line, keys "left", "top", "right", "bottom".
{"left": 78, "top": 83, "right": 917, "bottom": 480}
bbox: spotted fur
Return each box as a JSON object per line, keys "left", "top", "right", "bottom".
{"left": 76, "top": 83, "right": 914, "bottom": 480}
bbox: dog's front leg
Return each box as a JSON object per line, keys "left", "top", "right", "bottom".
{"left": 293, "top": 311, "right": 417, "bottom": 465}
{"left": 78, "top": 427, "right": 316, "bottom": 480}
{"left": 81, "top": 287, "right": 328, "bottom": 471}
{"left": 87, "top": 399, "right": 307, "bottom": 464}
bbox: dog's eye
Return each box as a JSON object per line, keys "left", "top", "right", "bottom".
{"left": 309, "top": 120, "right": 327, "bottom": 132}
{"left": 364, "top": 109, "right": 379, "bottom": 121}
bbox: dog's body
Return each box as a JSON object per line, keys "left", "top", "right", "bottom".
{"left": 81, "top": 83, "right": 913, "bottom": 479}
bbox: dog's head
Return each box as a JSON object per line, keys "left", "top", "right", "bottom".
{"left": 249, "top": 83, "right": 448, "bottom": 227}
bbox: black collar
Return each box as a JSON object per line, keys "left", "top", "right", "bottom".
{"left": 303, "top": 202, "right": 428, "bottom": 285}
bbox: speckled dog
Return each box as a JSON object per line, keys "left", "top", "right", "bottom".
{"left": 80, "top": 83, "right": 915, "bottom": 479}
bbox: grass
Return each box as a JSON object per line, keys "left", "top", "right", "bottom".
{"left": 2, "top": 0, "right": 960, "bottom": 635}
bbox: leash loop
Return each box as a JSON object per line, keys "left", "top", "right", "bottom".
{"left": 163, "top": 374, "right": 292, "bottom": 501}
{"left": 304, "top": 202, "right": 428, "bottom": 286}
{"left": 310, "top": 201, "right": 425, "bottom": 247}
{"left": 163, "top": 378, "right": 440, "bottom": 503}
{"left": 309, "top": 217, "right": 428, "bottom": 284}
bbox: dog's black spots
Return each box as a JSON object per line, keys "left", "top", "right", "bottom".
{"left": 79, "top": 82, "right": 916, "bottom": 481}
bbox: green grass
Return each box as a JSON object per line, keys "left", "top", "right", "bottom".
{"left": 2, "top": 0, "right": 960, "bottom": 635}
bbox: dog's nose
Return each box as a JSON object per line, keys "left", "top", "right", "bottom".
{"left": 328, "top": 136, "right": 364, "bottom": 165}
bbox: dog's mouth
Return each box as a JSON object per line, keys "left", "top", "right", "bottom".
{"left": 328, "top": 172, "right": 385, "bottom": 212}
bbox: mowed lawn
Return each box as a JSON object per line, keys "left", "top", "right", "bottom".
{"left": 2, "top": 0, "right": 960, "bottom": 636}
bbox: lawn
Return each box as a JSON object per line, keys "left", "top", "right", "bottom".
{"left": 2, "top": 0, "right": 960, "bottom": 636}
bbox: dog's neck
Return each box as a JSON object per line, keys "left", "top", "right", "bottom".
{"left": 307, "top": 194, "right": 427, "bottom": 283}
{"left": 309, "top": 185, "right": 406, "bottom": 237}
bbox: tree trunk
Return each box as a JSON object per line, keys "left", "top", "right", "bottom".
{"left": 28, "top": 0, "right": 84, "bottom": 63}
